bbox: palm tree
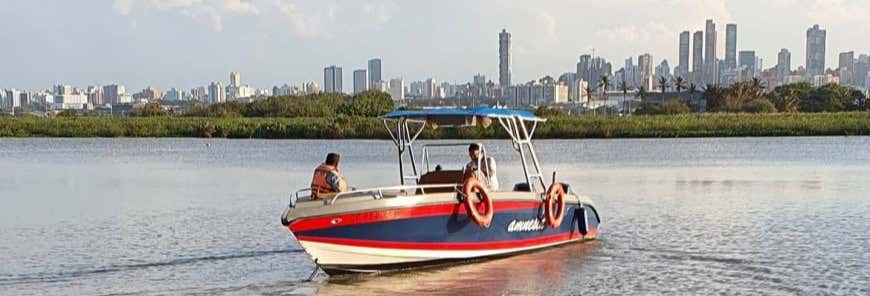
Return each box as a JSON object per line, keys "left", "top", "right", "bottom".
{"left": 750, "top": 77, "right": 766, "bottom": 97}
{"left": 585, "top": 85, "right": 596, "bottom": 115}
{"left": 599, "top": 76, "right": 611, "bottom": 115}
{"left": 658, "top": 76, "right": 669, "bottom": 103}
{"left": 620, "top": 80, "right": 629, "bottom": 115}
{"left": 635, "top": 86, "right": 648, "bottom": 102}
{"left": 675, "top": 77, "right": 686, "bottom": 94}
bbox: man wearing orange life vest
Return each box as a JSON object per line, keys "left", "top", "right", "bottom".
{"left": 310, "top": 153, "right": 348, "bottom": 199}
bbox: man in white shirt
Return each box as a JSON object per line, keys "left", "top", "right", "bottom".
{"left": 464, "top": 143, "right": 499, "bottom": 191}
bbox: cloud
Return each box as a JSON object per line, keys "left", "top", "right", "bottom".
{"left": 223, "top": 0, "right": 259, "bottom": 15}
{"left": 110, "top": 0, "right": 258, "bottom": 32}
{"left": 272, "top": 0, "right": 333, "bottom": 38}
{"left": 182, "top": 5, "right": 223, "bottom": 32}
{"left": 808, "top": 0, "right": 870, "bottom": 23}
{"left": 113, "top": 0, "right": 134, "bottom": 15}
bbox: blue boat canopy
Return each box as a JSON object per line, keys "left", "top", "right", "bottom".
{"left": 382, "top": 107, "right": 544, "bottom": 127}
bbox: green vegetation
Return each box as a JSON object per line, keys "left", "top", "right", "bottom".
{"left": 184, "top": 90, "right": 393, "bottom": 118}
{"left": 3, "top": 112, "right": 870, "bottom": 139}
{"left": 2, "top": 86, "right": 870, "bottom": 139}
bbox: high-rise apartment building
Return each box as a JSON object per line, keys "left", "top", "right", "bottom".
{"left": 388, "top": 78, "right": 404, "bottom": 101}
{"left": 738, "top": 50, "right": 757, "bottom": 81}
{"left": 692, "top": 31, "right": 704, "bottom": 85}
{"left": 367, "top": 59, "right": 382, "bottom": 87}
{"left": 806, "top": 24, "right": 826, "bottom": 76}
{"left": 678, "top": 31, "right": 690, "bottom": 79}
{"left": 704, "top": 19, "right": 718, "bottom": 85}
{"left": 323, "top": 66, "right": 343, "bottom": 93}
{"left": 208, "top": 81, "right": 226, "bottom": 104}
{"left": 230, "top": 71, "right": 241, "bottom": 87}
{"left": 353, "top": 69, "right": 368, "bottom": 94}
{"left": 777, "top": 49, "right": 792, "bottom": 85}
{"left": 499, "top": 29, "right": 512, "bottom": 87}
{"left": 725, "top": 24, "right": 737, "bottom": 71}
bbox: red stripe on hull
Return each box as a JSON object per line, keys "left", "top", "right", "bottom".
{"left": 290, "top": 201, "right": 543, "bottom": 232}
{"left": 296, "top": 229, "right": 595, "bottom": 250}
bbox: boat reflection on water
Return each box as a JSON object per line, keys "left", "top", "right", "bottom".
{"left": 319, "top": 241, "right": 601, "bottom": 295}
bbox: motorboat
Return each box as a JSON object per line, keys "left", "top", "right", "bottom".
{"left": 280, "top": 107, "right": 600, "bottom": 274}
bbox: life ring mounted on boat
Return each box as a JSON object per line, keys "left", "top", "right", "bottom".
{"left": 545, "top": 178, "right": 566, "bottom": 228}
{"left": 462, "top": 176, "right": 494, "bottom": 228}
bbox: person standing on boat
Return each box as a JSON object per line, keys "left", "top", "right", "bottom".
{"left": 310, "top": 153, "right": 348, "bottom": 199}
{"left": 464, "top": 144, "right": 499, "bottom": 191}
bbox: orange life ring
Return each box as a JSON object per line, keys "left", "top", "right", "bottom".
{"left": 462, "top": 177, "right": 494, "bottom": 228}
{"left": 545, "top": 182, "right": 566, "bottom": 228}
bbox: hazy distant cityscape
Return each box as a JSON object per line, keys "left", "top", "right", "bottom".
{"left": 1, "top": 19, "right": 868, "bottom": 116}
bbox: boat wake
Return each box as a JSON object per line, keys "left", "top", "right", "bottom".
{"left": 0, "top": 249, "right": 303, "bottom": 286}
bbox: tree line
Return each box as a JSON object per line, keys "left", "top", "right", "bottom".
{"left": 636, "top": 80, "right": 869, "bottom": 115}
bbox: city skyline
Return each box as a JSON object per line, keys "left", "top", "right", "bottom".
{"left": 1, "top": 1, "right": 869, "bottom": 91}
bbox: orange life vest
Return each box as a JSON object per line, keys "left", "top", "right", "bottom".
{"left": 310, "top": 164, "right": 346, "bottom": 199}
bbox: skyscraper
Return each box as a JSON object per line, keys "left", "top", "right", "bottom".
{"left": 777, "top": 49, "right": 792, "bottom": 84}
{"left": 388, "top": 78, "right": 404, "bottom": 101}
{"left": 678, "top": 31, "right": 690, "bottom": 79}
{"left": 738, "top": 50, "right": 757, "bottom": 81}
{"left": 806, "top": 24, "right": 826, "bottom": 76}
{"left": 208, "top": 81, "right": 225, "bottom": 104}
{"left": 230, "top": 71, "right": 241, "bottom": 87}
{"left": 577, "top": 54, "right": 591, "bottom": 81}
{"left": 367, "top": 58, "right": 382, "bottom": 87}
{"left": 499, "top": 29, "right": 512, "bottom": 87}
{"left": 692, "top": 31, "right": 704, "bottom": 85}
{"left": 839, "top": 51, "right": 855, "bottom": 70}
{"left": 725, "top": 24, "right": 737, "bottom": 70}
{"left": 323, "top": 66, "right": 343, "bottom": 93}
{"left": 102, "top": 84, "right": 126, "bottom": 104}
{"left": 704, "top": 19, "right": 718, "bottom": 85}
{"left": 638, "top": 53, "right": 653, "bottom": 90}
{"left": 353, "top": 69, "right": 368, "bottom": 94}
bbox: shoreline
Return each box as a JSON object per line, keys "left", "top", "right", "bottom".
{"left": 3, "top": 112, "right": 870, "bottom": 139}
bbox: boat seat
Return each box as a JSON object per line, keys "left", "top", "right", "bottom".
{"left": 513, "top": 182, "right": 571, "bottom": 192}
{"left": 417, "top": 170, "right": 464, "bottom": 194}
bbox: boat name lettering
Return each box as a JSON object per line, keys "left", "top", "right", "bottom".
{"left": 507, "top": 219, "right": 546, "bottom": 232}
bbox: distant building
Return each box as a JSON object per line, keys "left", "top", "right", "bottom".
{"left": 87, "top": 85, "right": 103, "bottom": 105}
{"left": 777, "top": 49, "right": 792, "bottom": 85}
{"left": 638, "top": 54, "right": 653, "bottom": 87}
{"left": 704, "top": 19, "right": 718, "bottom": 85}
{"left": 725, "top": 24, "right": 737, "bottom": 71}
{"left": 164, "top": 88, "right": 183, "bottom": 101}
{"left": 323, "top": 65, "right": 343, "bottom": 93}
{"left": 577, "top": 54, "right": 592, "bottom": 82}
{"left": 373, "top": 81, "right": 388, "bottom": 92}
{"left": 499, "top": 29, "right": 512, "bottom": 88}
{"left": 423, "top": 78, "right": 438, "bottom": 99}
{"left": 388, "top": 78, "right": 405, "bottom": 101}
{"left": 367, "top": 58, "right": 382, "bottom": 87}
{"left": 230, "top": 71, "right": 241, "bottom": 87}
{"left": 102, "top": 84, "right": 127, "bottom": 104}
{"left": 208, "top": 81, "right": 226, "bottom": 103}
{"left": 839, "top": 51, "right": 855, "bottom": 86}
{"left": 3, "top": 89, "right": 20, "bottom": 110}
{"left": 655, "top": 60, "right": 671, "bottom": 81}
{"left": 304, "top": 81, "right": 320, "bottom": 94}
{"left": 806, "top": 24, "right": 826, "bottom": 77}
{"left": 353, "top": 69, "right": 368, "bottom": 94}
{"left": 678, "top": 31, "right": 690, "bottom": 79}
{"left": 692, "top": 30, "right": 704, "bottom": 85}
{"left": 135, "top": 86, "right": 161, "bottom": 101}
{"left": 738, "top": 50, "right": 757, "bottom": 81}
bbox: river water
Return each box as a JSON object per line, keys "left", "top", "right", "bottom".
{"left": 1, "top": 137, "right": 869, "bottom": 295}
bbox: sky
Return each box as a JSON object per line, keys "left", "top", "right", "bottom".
{"left": 1, "top": 0, "right": 869, "bottom": 91}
